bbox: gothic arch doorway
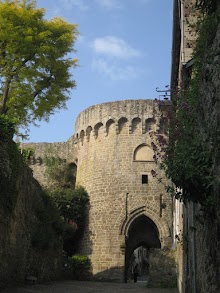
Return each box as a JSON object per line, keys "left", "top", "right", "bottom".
{"left": 124, "top": 215, "right": 161, "bottom": 283}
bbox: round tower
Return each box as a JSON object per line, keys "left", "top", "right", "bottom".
{"left": 75, "top": 99, "right": 173, "bottom": 281}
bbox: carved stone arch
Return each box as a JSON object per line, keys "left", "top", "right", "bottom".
{"left": 94, "top": 122, "right": 103, "bottom": 139}
{"left": 159, "top": 117, "right": 169, "bottom": 134}
{"left": 106, "top": 119, "right": 115, "bottom": 136}
{"left": 122, "top": 208, "right": 172, "bottom": 283}
{"left": 133, "top": 143, "right": 154, "bottom": 161}
{"left": 145, "top": 118, "right": 156, "bottom": 133}
{"left": 131, "top": 117, "right": 142, "bottom": 133}
{"left": 86, "top": 126, "right": 92, "bottom": 141}
{"left": 120, "top": 208, "right": 170, "bottom": 247}
{"left": 118, "top": 117, "right": 128, "bottom": 133}
{"left": 80, "top": 130, "right": 85, "bottom": 145}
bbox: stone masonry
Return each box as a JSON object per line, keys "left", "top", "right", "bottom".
{"left": 24, "top": 99, "right": 175, "bottom": 282}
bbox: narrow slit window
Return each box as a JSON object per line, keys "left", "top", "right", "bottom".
{"left": 142, "top": 175, "right": 148, "bottom": 184}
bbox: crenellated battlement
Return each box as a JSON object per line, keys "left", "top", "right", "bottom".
{"left": 75, "top": 99, "right": 169, "bottom": 144}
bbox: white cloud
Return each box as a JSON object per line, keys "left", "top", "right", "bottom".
{"left": 94, "top": 0, "right": 122, "bottom": 9}
{"left": 61, "top": 0, "right": 89, "bottom": 11}
{"left": 91, "top": 36, "right": 141, "bottom": 59}
{"left": 92, "top": 58, "right": 139, "bottom": 81}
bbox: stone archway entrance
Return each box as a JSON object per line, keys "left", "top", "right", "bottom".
{"left": 124, "top": 215, "right": 161, "bottom": 283}
{"left": 123, "top": 214, "right": 177, "bottom": 286}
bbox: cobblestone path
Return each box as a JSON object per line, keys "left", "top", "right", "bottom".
{"left": 2, "top": 281, "right": 178, "bottom": 293}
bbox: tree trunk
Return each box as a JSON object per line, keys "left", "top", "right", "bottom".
{"left": 1, "top": 79, "right": 11, "bottom": 114}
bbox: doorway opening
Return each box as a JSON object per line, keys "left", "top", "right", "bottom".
{"left": 124, "top": 215, "right": 161, "bottom": 283}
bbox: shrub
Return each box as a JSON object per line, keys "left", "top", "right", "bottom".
{"left": 69, "top": 254, "right": 92, "bottom": 280}
{"left": 46, "top": 186, "right": 89, "bottom": 256}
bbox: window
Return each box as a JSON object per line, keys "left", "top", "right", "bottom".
{"left": 142, "top": 175, "right": 148, "bottom": 184}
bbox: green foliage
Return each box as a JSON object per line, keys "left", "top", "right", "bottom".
{"left": 16, "top": 142, "right": 35, "bottom": 162}
{"left": 163, "top": 12, "right": 219, "bottom": 206}
{"left": 20, "top": 147, "right": 35, "bottom": 162}
{"left": 0, "top": 120, "right": 22, "bottom": 211}
{"left": 195, "top": 0, "right": 218, "bottom": 14}
{"left": 46, "top": 186, "right": 89, "bottom": 255}
{"left": 44, "top": 151, "right": 76, "bottom": 188}
{"left": 31, "top": 191, "right": 63, "bottom": 250}
{"left": 69, "top": 254, "right": 92, "bottom": 280}
{"left": 0, "top": 114, "right": 16, "bottom": 141}
{"left": 48, "top": 186, "right": 89, "bottom": 230}
{"left": 43, "top": 148, "right": 89, "bottom": 255}
{"left": 0, "top": 0, "right": 78, "bottom": 132}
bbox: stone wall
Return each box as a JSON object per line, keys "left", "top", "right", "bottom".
{"left": 0, "top": 140, "right": 62, "bottom": 290}
{"left": 23, "top": 137, "right": 77, "bottom": 186}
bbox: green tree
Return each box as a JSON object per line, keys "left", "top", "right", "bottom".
{"left": 0, "top": 0, "right": 78, "bottom": 130}
{"left": 47, "top": 186, "right": 89, "bottom": 256}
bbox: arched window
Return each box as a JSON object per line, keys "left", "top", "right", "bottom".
{"left": 133, "top": 144, "right": 154, "bottom": 161}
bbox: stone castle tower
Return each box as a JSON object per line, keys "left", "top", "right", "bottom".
{"left": 25, "top": 99, "right": 175, "bottom": 282}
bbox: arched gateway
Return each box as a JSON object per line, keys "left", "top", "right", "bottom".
{"left": 123, "top": 214, "right": 161, "bottom": 282}
{"left": 25, "top": 100, "right": 176, "bottom": 284}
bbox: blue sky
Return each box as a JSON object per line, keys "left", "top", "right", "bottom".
{"left": 26, "top": 0, "right": 173, "bottom": 142}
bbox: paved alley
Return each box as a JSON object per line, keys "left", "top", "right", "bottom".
{"left": 2, "top": 280, "right": 178, "bottom": 293}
